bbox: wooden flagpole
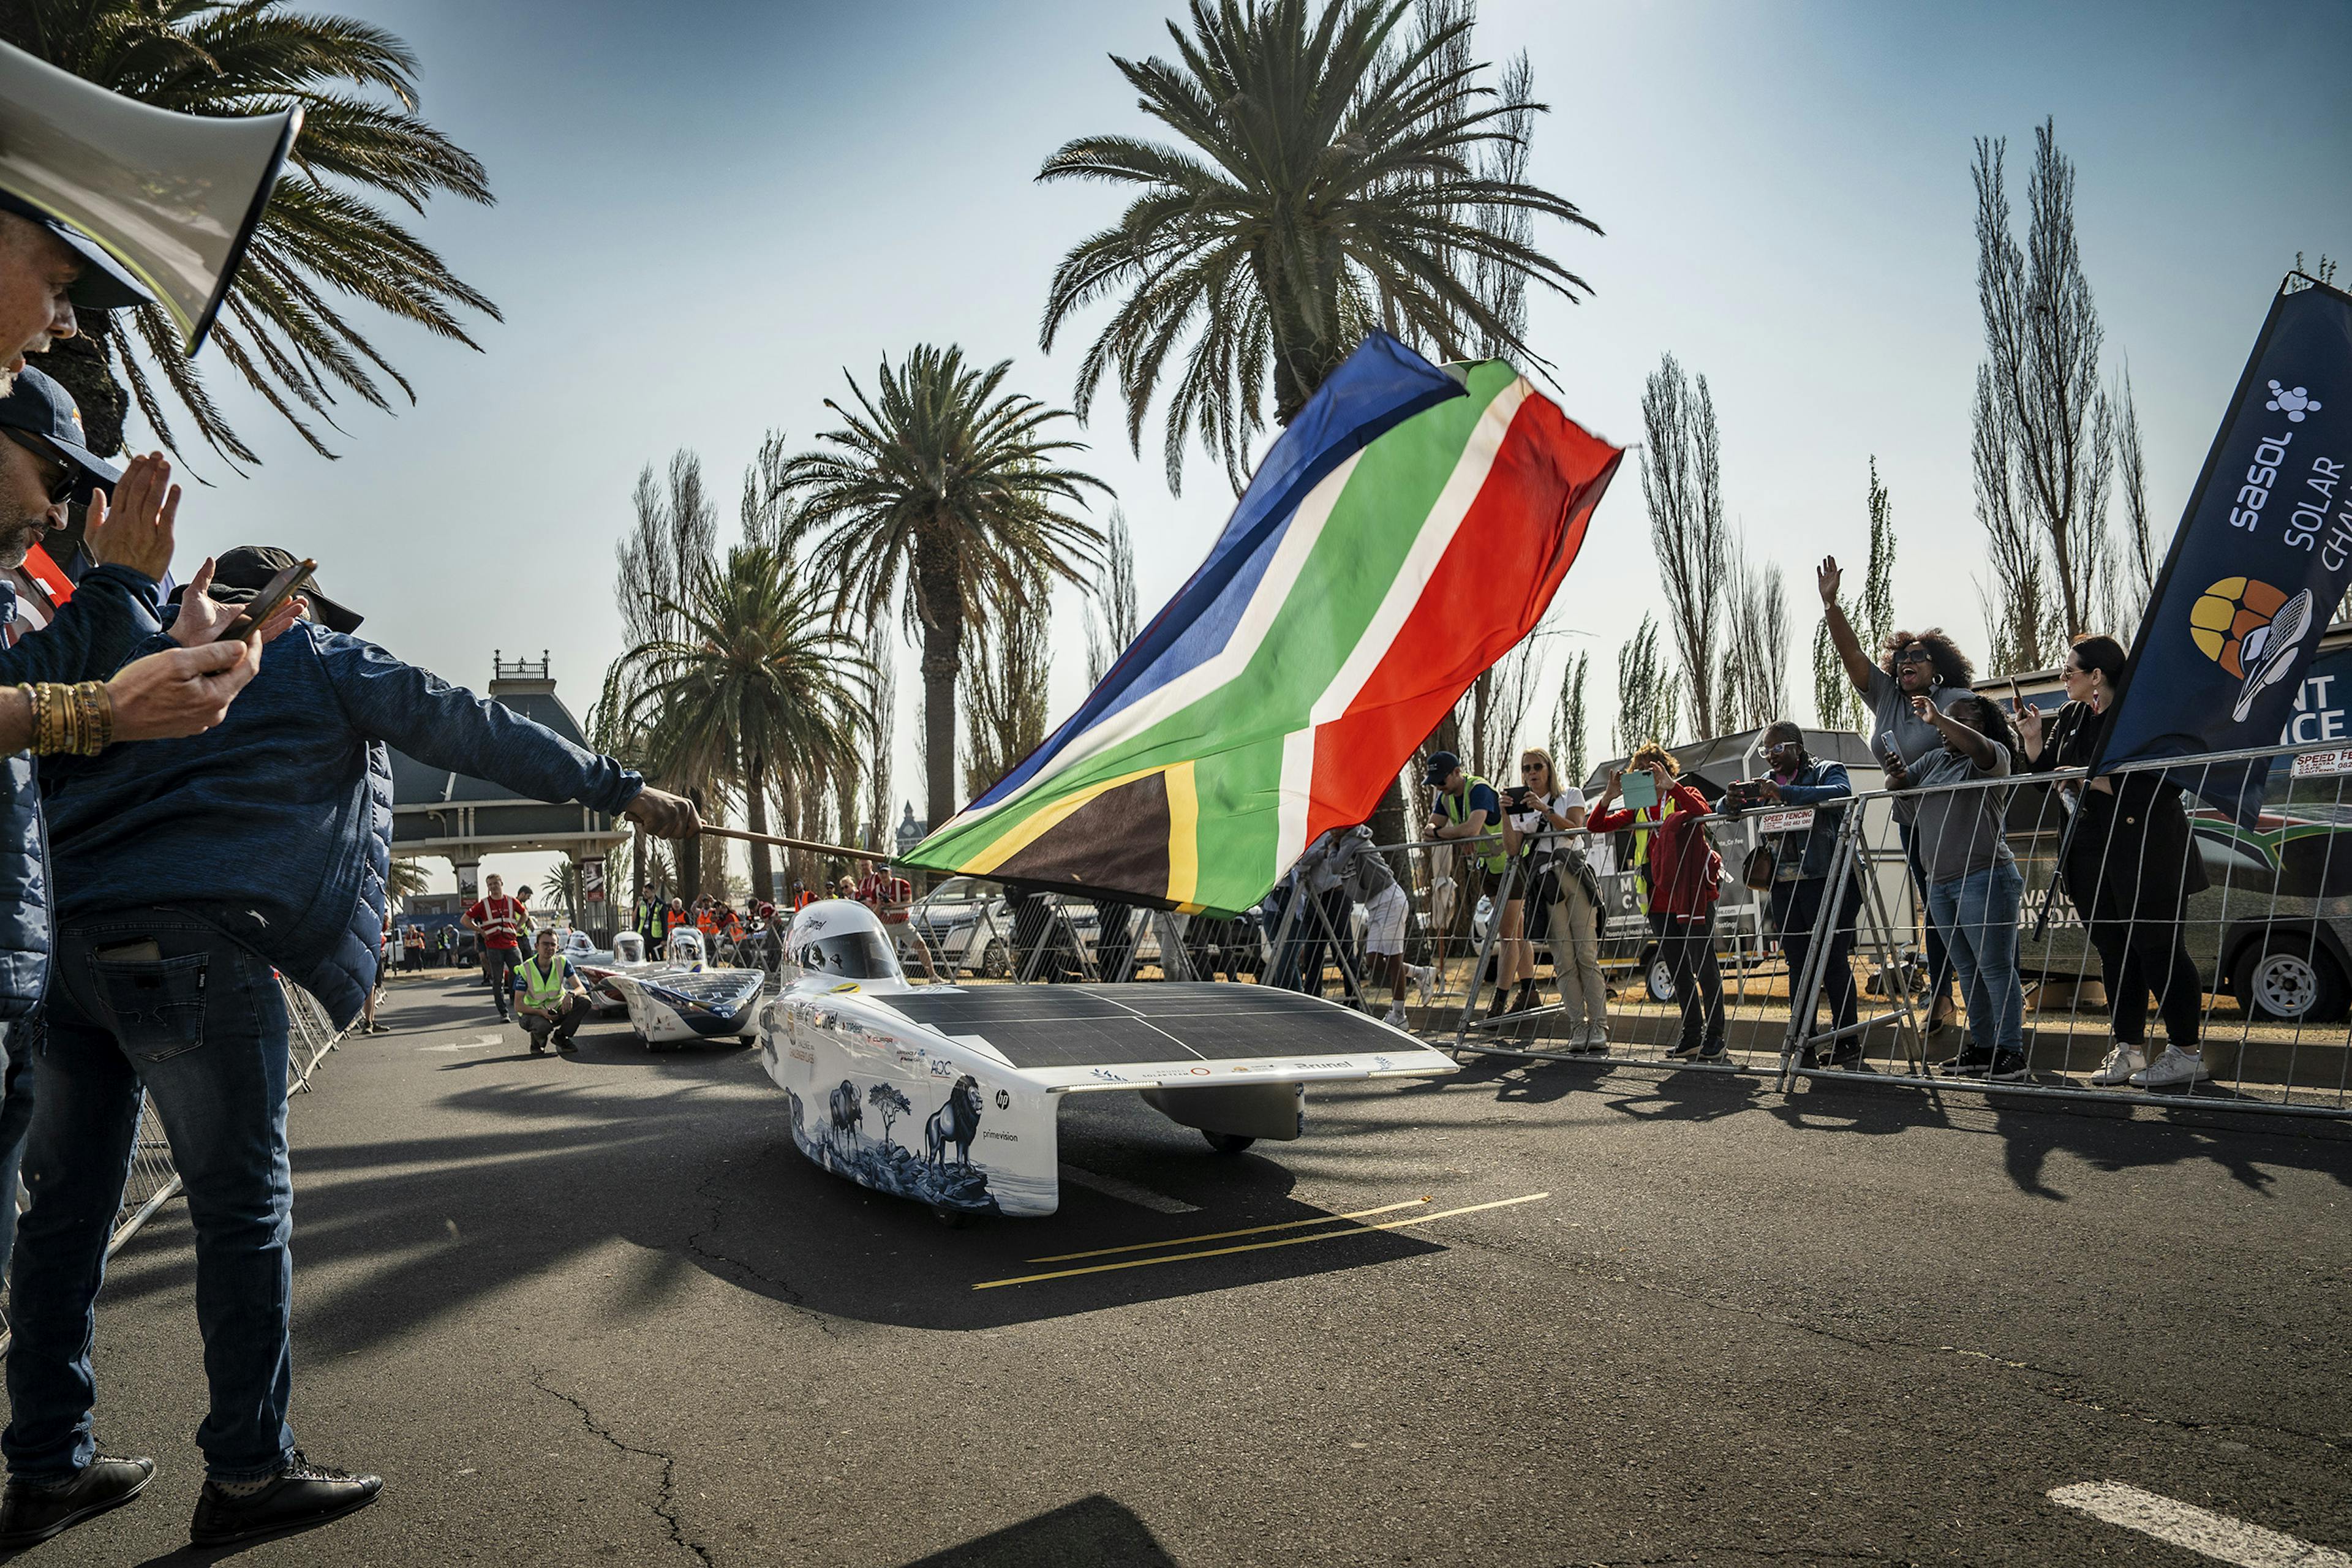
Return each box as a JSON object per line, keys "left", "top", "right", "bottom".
{"left": 696, "top": 824, "right": 892, "bottom": 865}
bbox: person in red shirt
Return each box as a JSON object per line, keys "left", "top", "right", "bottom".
{"left": 461, "top": 872, "right": 530, "bottom": 1022}
{"left": 1586, "top": 744, "right": 1725, "bottom": 1061}
{"left": 854, "top": 865, "right": 938, "bottom": 981}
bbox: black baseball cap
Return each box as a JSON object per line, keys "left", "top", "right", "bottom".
{"left": 208, "top": 544, "right": 363, "bottom": 634}
{"left": 0, "top": 193, "right": 154, "bottom": 313}
{"left": 0, "top": 366, "right": 121, "bottom": 493}
{"left": 1423, "top": 750, "right": 1462, "bottom": 786}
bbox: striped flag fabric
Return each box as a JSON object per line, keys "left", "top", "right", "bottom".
{"left": 904, "top": 332, "right": 1624, "bottom": 918}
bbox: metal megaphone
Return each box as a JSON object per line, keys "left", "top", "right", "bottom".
{"left": 0, "top": 39, "right": 300, "bottom": 354}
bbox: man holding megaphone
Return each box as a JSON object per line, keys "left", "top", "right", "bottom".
{"left": 0, "top": 154, "right": 304, "bottom": 1551}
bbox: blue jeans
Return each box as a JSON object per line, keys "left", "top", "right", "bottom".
{"left": 0, "top": 1020, "right": 34, "bottom": 1284}
{"left": 4, "top": 913, "right": 296, "bottom": 1483}
{"left": 1927, "top": 862, "right": 2026, "bottom": 1054}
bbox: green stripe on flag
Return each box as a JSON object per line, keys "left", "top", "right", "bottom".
{"left": 911, "top": 361, "right": 1520, "bottom": 915}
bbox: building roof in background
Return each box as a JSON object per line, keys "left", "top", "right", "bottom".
{"left": 1582, "top": 726, "right": 1887, "bottom": 801}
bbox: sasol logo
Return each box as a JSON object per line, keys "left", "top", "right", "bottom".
{"left": 2266, "top": 381, "right": 2323, "bottom": 423}
{"left": 2230, "top": 431, "right": 2296, "bottom": 532}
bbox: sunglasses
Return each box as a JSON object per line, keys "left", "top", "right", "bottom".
{"left": 1894, "top": 648, "right": 1934, "bottom": 666}
{"left": 1, "top": 429, "right": 94, "bottom": 507}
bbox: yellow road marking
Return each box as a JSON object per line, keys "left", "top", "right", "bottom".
{"left": 1028, "top": 1197, "right": 1434, "bottom": 1262}
{"left": 973, "top": 1193, "right": 1548, "bottom": 1291}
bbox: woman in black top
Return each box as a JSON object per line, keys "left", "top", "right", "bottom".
{"left": 2017, "top": 635, "right": 2211, "bottom": 1090}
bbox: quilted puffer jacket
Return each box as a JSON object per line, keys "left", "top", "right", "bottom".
{"left": 0, "top": 567, "right": 166, "bottom": 1018}
{"left": 44, "top": 619, "right": 643, "bottom": 1027}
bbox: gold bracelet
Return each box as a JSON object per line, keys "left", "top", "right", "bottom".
{"left": 70, "top": 682, "right": 106, "bottom": 754}
{"left": 83, "top": 682, "right": 112, "bottom": 753}
{"left": 29, "top": 683, "right": 58, "bottom": 755}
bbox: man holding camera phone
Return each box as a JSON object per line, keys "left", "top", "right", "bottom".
{"left": 1424, "top": 750, "right": 1504, "bottom": 984}
{"left": 5, "top": 547, "right": 699, "bottom": 1548}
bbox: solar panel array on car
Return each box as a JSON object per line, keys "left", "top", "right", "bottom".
{"left": 879, "top": 984, "right": 1402, "bottom": 1071}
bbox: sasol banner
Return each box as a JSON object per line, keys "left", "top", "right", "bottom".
{"left": 2095, "top": 276, "right": 2352, "bottom": 825}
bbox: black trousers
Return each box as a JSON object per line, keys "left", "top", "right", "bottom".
{"left": 1773, "top": 875, "right": 1860, "bottom": 1038}
{"left": 1652, "top": 912, "right": 1724, "bottom": 1046}
{"left": 2086, "top": 904, "right": 2201, "bottom": 1047}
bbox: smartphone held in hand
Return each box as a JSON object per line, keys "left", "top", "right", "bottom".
{"left": 214, "top": 558, "right": 314, "bottom": 643}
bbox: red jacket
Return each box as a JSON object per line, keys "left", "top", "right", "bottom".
{"left": 1588, "top": 783, "right": 1721, "bottom": 918}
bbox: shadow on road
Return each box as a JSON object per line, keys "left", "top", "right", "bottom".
{"left": 102, "top": 982, "right": 1447, "bottom": 1346}
{"left": 899, "top": 1495, "right": 1176, "bottom": 1567}
{"left": 1422, "top": 1049, "right": 2352, "bottom": 1200}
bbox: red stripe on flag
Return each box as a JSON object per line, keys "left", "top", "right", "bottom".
{"left": 1302, "top": 391, "right": 1621, "bottom": 845}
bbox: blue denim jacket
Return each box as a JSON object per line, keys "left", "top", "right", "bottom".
{"left": 1761, "top": 757, "right": 1853, "bottom": 883}
{"left": 43, "top": 620, "right": 643, "bottom": 1026}
{"left": 0, "top": 567, "right": 164, "bottom": 1019}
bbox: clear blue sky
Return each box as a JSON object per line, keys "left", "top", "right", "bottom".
{"left": 156, "top": 0, "right": 2352, "bottom": 894}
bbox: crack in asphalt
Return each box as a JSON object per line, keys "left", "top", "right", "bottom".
{"left": 680, "top": 1166, "right": 842, "bottom": 1337}
{"left": 530, "top": 1368, "right": 715, "bottom": 1566}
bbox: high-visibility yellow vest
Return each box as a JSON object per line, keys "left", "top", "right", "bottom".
{"left": 517, "top": 954, "right": 568, "bottom": 1008}
{"left": 1442, "top": 776, "right": 1507, "bottom": 873}
{"left": 1630, "top": 795, "right": 1679, "bottom": 902}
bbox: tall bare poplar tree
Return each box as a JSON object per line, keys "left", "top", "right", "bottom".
{"left": 962, "top": 579, "right": 1054, "bottom": 800}
{"left": 1082, "top": 507, "right": 1141, "bottom": 685}
{"left": 1641, "top": 354, "right": 1727, "bottom": 733}
{"left": 863, "top": 620, "right": 897, "bottom": 853}
{"left": 1613, "top": 614, "right": 1681, "bottom": 757}
{"left": 1551, "top": 650, "right": 1589, "bottom": 783}
{"left": 1972, "top": 121, "right": 2115, "bottom": 669}
{"left": 1719, "top": 541, "right": 1789, "bottom": 731}
{"left": 1813, "top": 459, "right": 1896, "bottom": 730}
{"left": 603, "top": 452, "right": 720, "bottom": 900}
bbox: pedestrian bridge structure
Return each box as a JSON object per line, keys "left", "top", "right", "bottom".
{"left": 386, "top": 653, "right": 624, "bottom": 936}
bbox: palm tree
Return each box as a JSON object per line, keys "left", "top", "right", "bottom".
{"left": 1038, "top": 0, "right": 1597, "bottom": 491}
{"left": 6, "top": 0, "right": 498, "bottom": 464}
{"left": 780, "top": 345, "right": 1109, "bottom": 832}
{"left": 385, "top": 857, "right": 430, "bottom": 908}
{"left": 622, "top": 540, "right": 869, "bottom": 907}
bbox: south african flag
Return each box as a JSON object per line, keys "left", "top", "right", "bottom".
{"left": 905, "top": 333, "right": 1624, "bottom": 918}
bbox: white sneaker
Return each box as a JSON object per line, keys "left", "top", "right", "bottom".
{"left": 1382, "top": 1005, "right": 1408, "bottom": 1029}
{"left": 1408, "top": 965, "right": 1436, "bottom": 1008}
{"left": 2089, "top": 1042, "right": 2146, "bottom": 1086}
{"left": 2130, "top": 1045, "right": 2211, "bottom": 1090}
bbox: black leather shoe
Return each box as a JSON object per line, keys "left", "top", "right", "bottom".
{"left": 188, "top": 1453, "right": 382, "bottom": 1547}
{"left": 0, "top": 1455, "right": 154, "bottom": 1548}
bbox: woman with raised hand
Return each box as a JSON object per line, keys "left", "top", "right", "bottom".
{"left": 1817, "top": 556, "right": 1976, "bottom": 1040}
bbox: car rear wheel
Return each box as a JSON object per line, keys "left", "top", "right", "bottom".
{"left": 979, "top": 938, "right": 1010, "bottom": 979}
{"left": 1202, "top": 1132, "right": 1256, "bottom": 1154}
{"left": 1644, "top": 947, "right": 1677, "bottom": 1005}
{"left": 2234, "top": 938, "right": 2350, "bottom": 1023}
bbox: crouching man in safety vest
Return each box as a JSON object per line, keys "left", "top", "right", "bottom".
{"left": 514, "top": 927, "right": 590, "bottom": 1056}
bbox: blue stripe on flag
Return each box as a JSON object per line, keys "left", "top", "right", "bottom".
{"left": 967, "top": 333, "right": 1463, "bottom": 813}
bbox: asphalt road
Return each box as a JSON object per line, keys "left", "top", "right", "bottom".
{"left": 18, "top": 971, "right": 2350, "bottom": 1566}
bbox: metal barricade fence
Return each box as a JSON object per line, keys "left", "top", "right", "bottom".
{"left": 895, "top": 737, "right": 2352, "bottom": 1121}
{"left": 1768, "top": 737, "right": 2352, "bottom": 1117}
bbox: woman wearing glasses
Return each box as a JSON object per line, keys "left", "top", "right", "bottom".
{"left": 1817, "top": 556, "right": 1976, "bottom": 1046}
{"left": 2018, "top": 635, "right": 2210, "bottom": 1090}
